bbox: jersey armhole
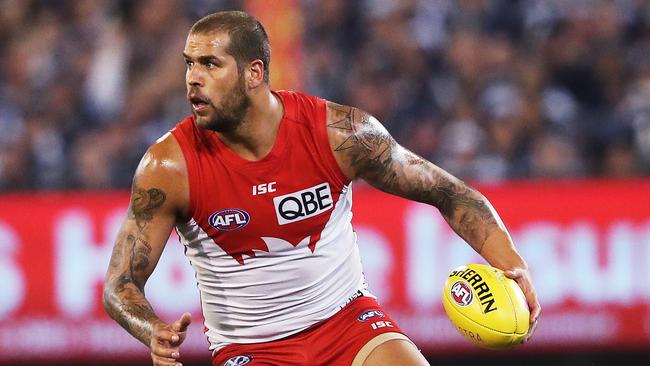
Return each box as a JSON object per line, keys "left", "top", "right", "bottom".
{"left": 170, "top": 128, "right": 197, "bottom": 221}
{"left": 314, "top": 97, "right": 352, "bottom": 188}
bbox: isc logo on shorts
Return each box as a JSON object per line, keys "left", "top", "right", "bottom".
{"left": 273, "top": 183, "right": 333, "bottom": 225}
{"left": 223, "top": 355, "right": 253, "bottom": 366}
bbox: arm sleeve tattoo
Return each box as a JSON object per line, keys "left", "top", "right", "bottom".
{"left": 328, "top": 103, "right": 500, "bottom": 253}
{"left": 103, "top": 185, "right": 167, "bottom": 346}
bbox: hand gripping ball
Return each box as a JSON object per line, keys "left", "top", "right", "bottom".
{"left": 442, "top": 263, "right": 529, "bottom": 349}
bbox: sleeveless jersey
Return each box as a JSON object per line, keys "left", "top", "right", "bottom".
{"left": 170, "top": 90, "right": 372, "bottom": 351}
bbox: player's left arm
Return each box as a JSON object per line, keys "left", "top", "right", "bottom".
{"left": 326, "top": 102, "right": 540, "bottom": 341}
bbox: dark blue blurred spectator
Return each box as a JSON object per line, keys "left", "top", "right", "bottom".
{"left": 0, "top": 0, "right": 648, "bottom": 191}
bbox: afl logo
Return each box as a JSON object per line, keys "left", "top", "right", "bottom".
{"left": 358, "top": 309, "right": 385, "bottom": 322}
{"left": 450, "top": 281, "right": 474, "bottom": 306}
{"left": 223, "top": 355, "right": 253, "bottom": 366}
{"left": 209, "top": 209, "right": 250, "bottom": 231}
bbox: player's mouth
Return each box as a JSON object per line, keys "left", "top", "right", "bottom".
{"left": 189, "top": 95, "right": 211, "bottom": 114}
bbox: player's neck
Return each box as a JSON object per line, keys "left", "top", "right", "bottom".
{"left": 218, "top": 90, "right": 284, "bottom": 161}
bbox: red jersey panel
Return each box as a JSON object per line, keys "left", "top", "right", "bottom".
{"left": 170, "top": 91, "right": 372, "bottom": 351}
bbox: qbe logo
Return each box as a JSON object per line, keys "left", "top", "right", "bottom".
{"left": 273, "top": 182, "right": 333, "bottom": 225}
{"left": 223, "top": 355, "right": 253, "bottom": 366}
{"left": 451, "top": 281, "right": 473, "bottom": 306}
{"left": 209, "top": 208, "right": 250, "bottom": 231}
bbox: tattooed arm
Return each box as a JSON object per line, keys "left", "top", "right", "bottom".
{"left": 326, "top": 102, "right": 540, "bottom": 341}
{"left": 327, "top": 103, "right": 504, "bottom": 257}
{"left": 103, "top": 134, "right": 192, "bottom": 365}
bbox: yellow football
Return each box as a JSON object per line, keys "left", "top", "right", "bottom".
{"left": 442, "top": 263, "right": 529, "bottom": 350}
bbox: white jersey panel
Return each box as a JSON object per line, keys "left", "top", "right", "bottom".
{"left": 176, "top": 184, "right": 371, "bottom": 351}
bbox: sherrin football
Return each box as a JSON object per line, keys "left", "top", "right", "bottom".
{"left": 442, "top": 263, "right": 529, "bottom": 349}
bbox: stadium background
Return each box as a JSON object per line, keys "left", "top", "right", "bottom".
{"left": 0, "top": 0, "right": 649, "bottom": 365}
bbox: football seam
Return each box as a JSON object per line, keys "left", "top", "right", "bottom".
{"left": 444, "top": 293, "right": 516, "bottom": 335}
{"left": 502, "top": 280, "right": 527, "bottom": 336}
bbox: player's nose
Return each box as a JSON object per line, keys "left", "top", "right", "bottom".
{"left": 186, "top": 67, "right": 204, "bottom": 88}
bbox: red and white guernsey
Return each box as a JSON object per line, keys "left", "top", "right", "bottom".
{"left": 170, "top": 91, "right": 372, "bottom": 351}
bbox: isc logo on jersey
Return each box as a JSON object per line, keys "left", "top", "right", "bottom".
{"left": 273, "top": 183, "right": 333, "bottom": 225}
{"left": 209, "top": 208, "right": 250, "bottom": 231}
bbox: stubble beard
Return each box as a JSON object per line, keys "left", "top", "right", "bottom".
{"left": 197, "top": 75, "right": 251, "bottom": 133}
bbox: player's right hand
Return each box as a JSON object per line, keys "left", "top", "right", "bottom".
{"left": 150, "top": 312, "right": 192, "bottom": 366}
{"left": 504, "top": 268, "right": 540, "bottom": 343}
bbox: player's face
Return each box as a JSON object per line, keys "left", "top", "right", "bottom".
{"left": 183, "top": 31, "right": 250, "bottom": 133}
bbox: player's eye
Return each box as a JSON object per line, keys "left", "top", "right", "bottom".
{"left": 206, "top": 62, "right": 216, "bottom": 69}
{"left": 185, "top": 59, "right": 193, "bottom": 67}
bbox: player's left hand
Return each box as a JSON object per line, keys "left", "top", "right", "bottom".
{"left": 504, "top": 268, "right": 540, "bottom": 343}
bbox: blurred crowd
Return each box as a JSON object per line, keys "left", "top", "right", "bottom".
{"left": 1, "top": 0, "right": 649, "bottom": 190}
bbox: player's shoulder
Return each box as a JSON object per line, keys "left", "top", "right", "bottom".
{"left": 130, "top": 128, "right": 187, "bottom": 193}
{"left": 132, "top": 130, "right": 189, "bottom": 216}
{"left": 274, "top": 89, "right": 324, "bottom": 118}
{"left": 275, "top": 91, "right": 363, "bottom": 116}
{"left": 324, "top": 99, "right": 380, "bottom": 138}
{"left": 142, "top": 114, "right": 191, "bottom": 167}
{"left": 325, "top": 100, "right": 353, "bottom": 121}
{"left": 135, "top": 131, "right": 187, "bottom": 184}
{"left": 275, "top": 90, "right": 377, "bottom": 131}
{"left": 274, "top": 89, "right": 315, "bottom": 101}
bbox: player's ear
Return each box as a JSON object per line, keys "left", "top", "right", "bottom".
{"left": 246, "top": 59, "right": 265, "bottom": 88}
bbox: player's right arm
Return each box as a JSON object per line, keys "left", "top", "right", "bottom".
{"left": 325, "top": 102, "right": 540, "bottom": 342}
{"left": 103, "top": 134, "right": 191, "bottom": 366}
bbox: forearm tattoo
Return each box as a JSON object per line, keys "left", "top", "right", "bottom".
{"left": 426, "top": 179, "right": 499, "bottom": 253}
{"left": 104, "top": 185, "right": 166, "bottom": 345}
{"left": 328, "top": 103, "right": 498, "bottom": 253}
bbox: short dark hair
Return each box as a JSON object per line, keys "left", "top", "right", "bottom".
{"left": 191, "top": 11, "right": 270, "bottom": 83}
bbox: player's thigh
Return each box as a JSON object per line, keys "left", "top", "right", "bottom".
{"left": 354, "top": 333, "right": 430, "bottom": 366}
